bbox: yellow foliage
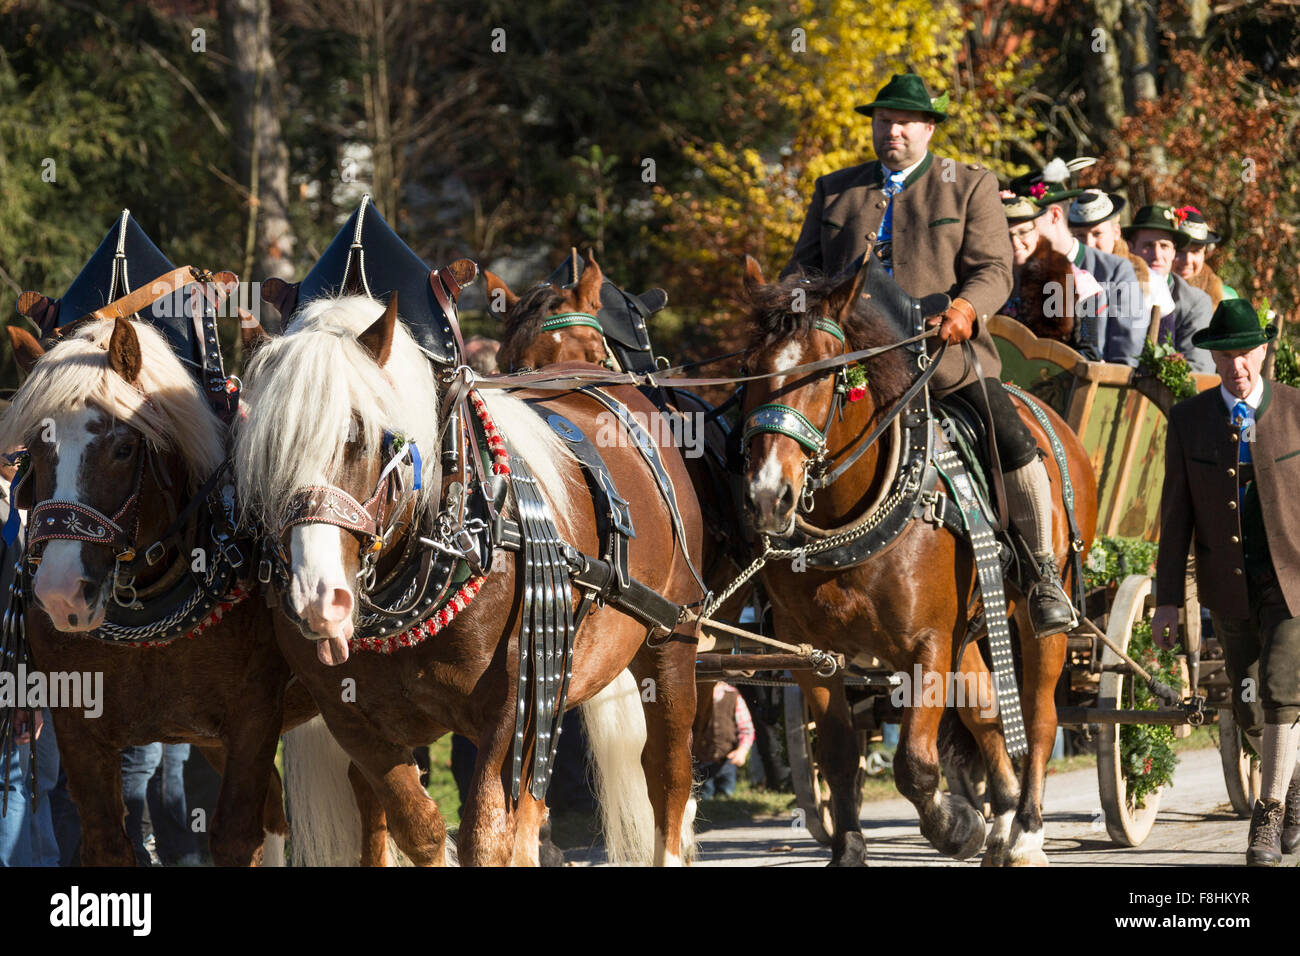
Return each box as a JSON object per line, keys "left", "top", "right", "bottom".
{"left": 656, "top": 0, "right": 1037, "bottom": 311}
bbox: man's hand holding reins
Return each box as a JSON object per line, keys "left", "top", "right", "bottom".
{"left": 1151, "top": 604, "right": 1182, "bottom": 651}
{"left": 927, "top": 296, "right": 977, "bottom": 344}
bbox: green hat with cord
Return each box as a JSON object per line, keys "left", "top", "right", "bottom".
{"left": 1191, "top": 298, "right": 1276, "bottom": 352}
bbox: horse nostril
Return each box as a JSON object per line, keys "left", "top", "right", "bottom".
{"left": 79, "top": 580, "right": 98, "bottom": 605}
{"left": 778, "top": 482, "right": 794, "bottom": 511}
{"left": 67, "top": 613, "right": 78, "bottom": 627}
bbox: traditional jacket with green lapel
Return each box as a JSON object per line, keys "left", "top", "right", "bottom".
{"left": 782, "top": 151, "right": 1013, "bottom": 393}
{"left": 1157, "top": 380, "right": 1300, "bottom": 618}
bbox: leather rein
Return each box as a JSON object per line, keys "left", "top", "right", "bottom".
{"left": 740, "top": 316, "right": 946, "bottom": 508}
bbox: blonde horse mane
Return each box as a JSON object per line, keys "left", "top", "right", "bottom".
{"left": 0, "top": 319, "right": 224, "bottom": 489}
{"left": 234, "top": 295, "right": 577, "bottom": 529}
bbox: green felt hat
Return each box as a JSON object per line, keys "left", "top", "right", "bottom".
{"left": 854, "top": 73, "right": 948, "bottom": 121}
{"left": 1122, "top": 204, "right": 1193, "bottom": 250}
{"left": 1191, "top": 298, "right": 1276, "bottom": 351}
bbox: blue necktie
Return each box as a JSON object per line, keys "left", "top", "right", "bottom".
{"left": 1234, "top": 401, "right": 1253, "bottom": 464}
{"left": 878, "top": 171, "right": 906, "bottom": 275}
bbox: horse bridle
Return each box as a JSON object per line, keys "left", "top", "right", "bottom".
{"left": 271, "top": 431, "right": 425, "bottom": 600}
{"left": 742, "top": 315, "right": 945, "bottom": 510}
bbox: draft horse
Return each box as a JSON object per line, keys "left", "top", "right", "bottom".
{"left": 737, "top": 258, "right": 1098, "bottom": 865}
{"left": 234, "top": 291, "right": 706, "bottom": 865}
{"left": 0, "top": 314, "right": 316, "bottom": 865}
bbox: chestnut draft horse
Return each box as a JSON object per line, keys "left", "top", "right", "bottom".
{"left": 234, "top": 293, "right": 706, "bottom": 866}
{"left": 0, "top": 317, "right": 320, "bottom": 866}
{"left": 488, "top": 253, "right": 742, "bottom": 605}
{"left": 737, "top": 259, "right": 1098, "bottom": 865}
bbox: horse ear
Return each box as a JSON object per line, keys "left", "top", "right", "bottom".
{"left": 7, "top": 325, "right": 46, "bottom": 376}
{"left": 359, "top": 292, "right": 398, "bottom": 367}
{"left": 107, "top": 317, "right": 143, "bottom": 383}
{"left": 743, "top": 255, "right": 766, "bottom": 296}
{"left": 260, "top": 277, "right": 299, "bottom": 322}
{"left": 483, "top": 270, "right": 519, "bottom": 315}
{"left": 15, "top": 291, "right": 59, "bottom": 337}
{"left": 238, "top": 308, "right": 271, "bottom": 355}
{"left": 576, "top": 249, "right": 603, "bottom": 311}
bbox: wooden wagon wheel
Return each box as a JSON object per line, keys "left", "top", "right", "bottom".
{"left": 1095, "top": 573, "right": 1163, "bottom": 847}
{"left": 784, "top": 686, "right": 835, "bottom": 845}
{"left": 1218, "top": 707, "right": 1261, "bottom": 818}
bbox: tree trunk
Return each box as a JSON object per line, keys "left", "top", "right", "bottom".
{"left": 1081, "top": 0, "right": 1128, "bottom": 152}
{"left": 221, "top": 0, "right": 296, "bottom": 285}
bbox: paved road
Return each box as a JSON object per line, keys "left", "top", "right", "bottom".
{"left": 626, "top": 748, "right": 1265, "bottom": 866}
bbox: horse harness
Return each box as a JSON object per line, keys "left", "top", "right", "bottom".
{"left": 730, "top": 314, "right": 1090, "bottom": 759}
{"left": 6, "top": 267, "right": 250, "bottom": 648}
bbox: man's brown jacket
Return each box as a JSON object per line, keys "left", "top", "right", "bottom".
{"left": 782, "top": 151, "right": 1013, "bottom": 392}
{"left": 1157, "top": 380, "right": 1300, "bottom": 619}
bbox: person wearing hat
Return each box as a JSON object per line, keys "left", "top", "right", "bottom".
{"left": 1069, "top": 190, "right": 1174, "bottom": 365}
{"left": 1152, "top": 299, "right": 1300, "bottom": 865}
{"left": 1021, "top": 172, "right": 1145, "bottom": 368}
{"left": 783, "top": 72, "right": 1077, "bottom": 636}
{"left": 999, "top": 193, "right": 1103, "bottom": 360}
{"left": 1124, "top": 204, "right": 1214, "bottom": 373}
{"left": 1173, "top": 206, "right": 1239, "bottom": 311}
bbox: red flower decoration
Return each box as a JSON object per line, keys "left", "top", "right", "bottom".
{"left": 1174, "top": 205, "right": 1200, "bottom": 222}
{"left": 1029, "top": 182, "right": 1047, "bottom": 200}
{"left": 848, "top": 385, "right": 867, "bottom": 403}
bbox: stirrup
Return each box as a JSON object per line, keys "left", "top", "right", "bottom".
{"left": 1028, "top": 559, "right": 1078, "bottom": 637}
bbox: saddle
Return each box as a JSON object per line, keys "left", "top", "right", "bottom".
{"left": 260, "top": 194, "right": 466, "bottom": 365}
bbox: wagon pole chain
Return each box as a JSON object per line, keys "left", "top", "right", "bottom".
{"left": 1075, "top": 616, "right": 1184, "bottom": 707}
{"left": 687, "top": 479, "right": 914, "bottom": 676}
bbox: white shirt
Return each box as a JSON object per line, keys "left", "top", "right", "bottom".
{"left": 881, "top": 155, "right": 926, "bottom": 182}
{"left": 1221, "top": 376, "right": 1264, "bottom": 414}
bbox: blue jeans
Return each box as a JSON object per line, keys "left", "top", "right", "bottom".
{"left": 122, "top": 743, "right": 162, "bottom": 866}
{"left": 698, "top": 760, "right": 738, "bottom": 798}
{"left": 0, "top": 709, "right": 59, "bottom": 866}
{"left": 147, "top": 743, "right": 196, "bottom": 864}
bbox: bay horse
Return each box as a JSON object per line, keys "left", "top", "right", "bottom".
{"left": 737, "top": 258, "right": 1098, "bottom": 865}
{"left": 0, "top": 317, "right": 318, "bottom": 866}
{"left": 233, "top": 292, "right": 706, "bottom": 865}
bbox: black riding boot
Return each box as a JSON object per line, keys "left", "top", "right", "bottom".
{"left": 1030, "top": 558, "right": 1077, "bottom": 637}
{"left": 1248, "top": 799, "right": 1284, "bottom": 866}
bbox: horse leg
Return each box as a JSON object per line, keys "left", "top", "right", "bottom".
{"left": 346, "top": 742, "right": 447, "bottom": 867}
{"left": 207, "top": 731, "right": 280, "bottom": 867}
{"left": 57, "top": 731, "right": 135, "bottom": 866}
{"left": 950, "top": 642, "right": 1022, "bottom": 867}
{"left": 895, "top": 657, "right": 986, "bottom": 860}
{"left": 348, "top": 760, "right": 390, "bottom": 867}
{"left": 792, "top": 670, "right": 866, "bottom": 866}
{"left": 632, "top": 643, "right": 697, "bottom": 866}
{"left": 260, "top": 765, "right": 289, "bottom": 867}
{"left": 510, "top": 791, "right": 547, "bottom": 867}
{"left": 458, "top": 723, "right": 518, "bottom": 867}
{"left": 1007, "top": 608, "right": 1067, "bottom": 866}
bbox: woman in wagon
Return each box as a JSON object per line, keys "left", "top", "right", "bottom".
{"left": 1173, "top": 206, "right": 1238, "bottom": 312}
{"left": 1152, "top": 298, "right": 1300, "bottom": 865}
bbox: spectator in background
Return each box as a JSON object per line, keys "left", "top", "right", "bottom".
{"left": 122, "top": 743, "right": 199, "bottom": 866}
{"left": 1174, "top": 207, "right": 1239, "bottom": 311}
{"left": 0, "top": 707, "right": 58, "bottom": 867}
{"left": 464, "top": 336, "right": 500, "bottom": 376}
{"left": 1123, "top": 204, "right": 1214, "bottom": 373}
{"left": 693, "top": 681, "right": 755, "bottom": 798}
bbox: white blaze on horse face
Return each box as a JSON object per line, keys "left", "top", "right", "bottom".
{"left": 287, "top": 523, "right": 356, "bottom": 642}
{"left": 750, "top": 338, "right": 805, "bottom": 505}
{"left": 33, "top": 409, "right": 104, "bottom": 631}
{"left": 770, "top": 340, "right": 803, "bottom": 392}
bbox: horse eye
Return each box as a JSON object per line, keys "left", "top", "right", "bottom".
{"left": 113, "top": 438, "right": 137, "bottom": 461}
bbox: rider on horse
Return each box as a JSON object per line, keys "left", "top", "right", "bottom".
{"left": 783, "top": 71, "right": 1076, "bottom": 636}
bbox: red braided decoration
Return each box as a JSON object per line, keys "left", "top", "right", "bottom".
{"left": 134, "top": 586, "right": 250, "bottom": 649}
{"left": 349, "top": 388, "right": 509, "bottom": 654}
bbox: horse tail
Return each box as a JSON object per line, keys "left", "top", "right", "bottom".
{"left": 580, "top": 669, "right": 657, "bottom": 865}
{"left": 282, "top": 715, "right": 363, "bottom": 867}
{"left": 938, "top": 708, "right": 988, "bottom": 815}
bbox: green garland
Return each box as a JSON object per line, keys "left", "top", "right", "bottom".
{"left": 1083, "top": 535, "right": 1158, "bottom": 591}
{"left": 1138, "top": 338, "right": 1197, "bottom": 401}
{"left": 1120, "top": 621, "right": 1182, "bottom": 807}
{"left": 1083, "top": 536, "right": 1180, "bottom": 806}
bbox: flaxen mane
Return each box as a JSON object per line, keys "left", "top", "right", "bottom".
{"left": 0, "top": 319, "right": 224, "bottom": 489}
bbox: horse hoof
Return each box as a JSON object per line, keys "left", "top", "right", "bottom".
{"left": 828, "top": 832, "right": 868, "bottom": 867}
{"left": 926, "top": 795, "right": 986, "bottom": 860}
{"left": 981, "top": 845, "right": 1009, "bottom": 867}
{"left": 1007, "top": 848, "right": 1049, "bottom": 867}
